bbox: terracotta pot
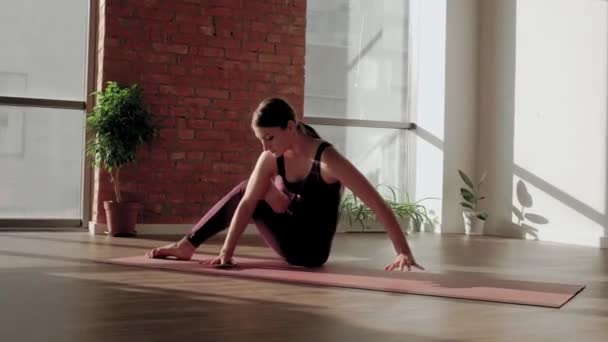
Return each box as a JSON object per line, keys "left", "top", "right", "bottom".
{"left": 103, "top": 201, "right": 141, "bottom": 237}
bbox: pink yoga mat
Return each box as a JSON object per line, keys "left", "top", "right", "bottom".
{"left": 104, "top": 254, "right": 584, "bottom": 308}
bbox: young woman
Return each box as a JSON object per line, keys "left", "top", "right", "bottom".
{"left": 146, "top": 98, "right": 423, "bottom": 272}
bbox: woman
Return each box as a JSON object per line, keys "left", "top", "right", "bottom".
{"left": 146, "top": 98, "right": 423, "bottom": 272}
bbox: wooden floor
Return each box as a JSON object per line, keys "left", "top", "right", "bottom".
{"left": 0, "top": 231, "right": 607, "bottom": 342}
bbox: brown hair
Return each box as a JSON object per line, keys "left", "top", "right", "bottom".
{"left": 252, "top": 97, "right": 320, "bottom": 138}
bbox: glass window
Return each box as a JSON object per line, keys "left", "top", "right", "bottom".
{"left": 305, "top": 0, "right": 410, "bottom": 122}
{"left": 313, "top": 125, "right": 409, "bottom": 199}
{"left": 0, "top": 0, "right": 90, "bottom": 222}
{"left": 0, "top": 106, "right": 85, "bottom": 219}
{"left": 0, "top": 0, "right": 89, "bottom": 100}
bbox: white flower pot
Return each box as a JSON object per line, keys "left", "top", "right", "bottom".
{"left": 463, "top": 212, "right": 485, "bottom": 235}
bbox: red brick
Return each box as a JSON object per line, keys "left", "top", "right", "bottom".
{"left": 93, "top": 0, "right": 306, "bottom": 224}
{"left": 259, "top": 54, "right": 291, "bottom": 64}
{"left": 222, "top": 152, "right": 240, "bottom": 162}
{"left": 189, "top": 119, "right": 213, "bottom": 129}
{"left": 159, "top": 129, "right": 178, "bottom": 139}
{"left": 276, "top": 45, "right": 305, "bottom": 56}
{"left": 205, "top": 37, "right": 241, "bottom": 49}
{"left": 142, "top": 53, "right": 176, "bottom": 64}
{"left": 178, "top": 129, "right": 195, "bottom": 139}
{"left": 176, "top": 118, "right": 187, "bottom": 129}
{"left": 225, "top": 49, "right": 257, "bottom": 61}
{"left": 206, "top": 7, "right": 233, "bottom": 16}
{"left": 175, "top": 13, "right": 211, "bottom": 24}
{"left": 267, "top": 33, "right": 281, "bottom": 43}
{"left": 205, "top": 152, "right": 222, "bottom": 161}
{"left": 195, "top": 88, "right": 230, "bottom": 99}
{"left": 195, "top": 130, "right": 229, "bottom": 140}
{"left": 176, "top": 162, "right": 196, "bottom": 172}
{"left": 141, "top": 73, "right": 173, "bottom": 83}
{"left": 169, "top": 65, "right": 187, "bottom": 75}
{"left": 187, "top": 152, "right": 205, "bottom": 160}
{"left": 213, "top": 163, "right": 246, "bottom": 174}
{"left": 160, "top": 85, "right": 194, "bottom": 96}
{"left": 178, "top": 23, "right": 198, "bottom": 33}
{"left": 242, "top": 42, "right": 275, "bottom": 53}
{"left": 152, "top": 43, "right": 189, "bottom": 54}
{"left": 171, "top": 33, "right": 205, "bottom": 45}
{"left": 170, "top": 152, "right": 186, "bottom": 160}
{"left": 137, "top": 8, "right": 175, "bottom": 21}
{"left": 205, "top": 0, "right": 240, "bottom": 7}
{"left": 251, "top": 63, "right": 283, "bottom": 72}
{"left": 179, "top": 97, "right": 211, "bottom": 107}
{"left": 251, "top": 22, "right": 270, "bottom": 32}
{"left": 214, "top": 121, "right": 243, "bottom": 130}
{"left": 198, "top": 47, "right": 225, "bottom": 57}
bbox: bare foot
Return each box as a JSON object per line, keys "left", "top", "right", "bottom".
{"left": 145, "top": 237, "right": 196, "bottom": 260}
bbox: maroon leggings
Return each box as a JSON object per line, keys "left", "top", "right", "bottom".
{"left": 186, "top": 180, "right": 333, "bottom": 268}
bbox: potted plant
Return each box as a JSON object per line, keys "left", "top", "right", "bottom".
{"left": 388, "top": 194, "right": 436, "bottom": 233}
{"left": 338, "top": 185, "right": 436, "bottom": 233}
{"left": 459, "top": 169, "right": 488, "bottom": 235}
{"left": 85, "top": 81, "right": 156, "bottom": 236}
{"left": 338, "top": 191, "right": 375, "bottom": 231}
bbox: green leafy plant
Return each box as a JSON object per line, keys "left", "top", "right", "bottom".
{"left": 339, "top": 191, "right": 374, "bottom": 229}
{"left": 458, "top": 169, "right": 488, "bottom": 220}
{"left": 338, "top": 185, "right": 436, "bottom": 230}
{"left": 85, "top": 81, "right": 156, "bottom": 203}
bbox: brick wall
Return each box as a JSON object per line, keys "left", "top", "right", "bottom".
{"left": 92, "top": 0, "right": 306, "bottom": 224}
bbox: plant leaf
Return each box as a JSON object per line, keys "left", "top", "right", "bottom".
{"left": 478, "top": 170, "right": 488, "bottom": 186}
{"left": 476, "top": 212, "right": 488, "bottom": 220}
{"left": 460, "top": 202, "right": 474, "bottom": 210}
{"left": 458, "top": 169, "right": 474, "bottom": 189}
{"left": 460, "top": 188, "right": 476, "bottom": 202}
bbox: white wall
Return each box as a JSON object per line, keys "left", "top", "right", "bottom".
{"left": 478, "top": 0, "right": 608, "bottom": 247}
{"left": 439, "top": 0, "right": 479, "bottom": 232}
{"left": 477, "top": 0, "right": 517, "bottom": 237}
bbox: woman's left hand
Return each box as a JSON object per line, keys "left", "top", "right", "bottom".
{"left": 385, "top": 251, "right": 424, "bottom": 272}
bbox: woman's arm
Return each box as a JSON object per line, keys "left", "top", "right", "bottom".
{"left": 219, "top": 151, "right": 276, "bottom": 263}
{"left": 322, "top": 147, "right": 411, "bottom": 256}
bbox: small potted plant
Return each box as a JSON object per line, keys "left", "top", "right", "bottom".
{"left": 459, "top": 169, "right": 488, "bottom": 235}
{"left": 85, "top": 81, "right": 156, "bottom": 236}
{"left": 388, "top": 194, "right": 436, "bottom": 233}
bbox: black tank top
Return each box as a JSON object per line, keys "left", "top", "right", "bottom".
{"left": 276, "top": 142, "right": 343, "bottom": 224}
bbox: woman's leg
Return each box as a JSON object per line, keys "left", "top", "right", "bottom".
{"left": 278, "top": 231, "right": 335, "bottom": 268}
{"left": 146, "top": 177, "right": 291, "bottom": 259}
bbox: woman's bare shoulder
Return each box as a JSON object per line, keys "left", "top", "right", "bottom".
{"left": 318, "top": 145, "right": 344, "bottom": 183}
{"left": 255, "top": 150, "right": 278, "bottom": 175}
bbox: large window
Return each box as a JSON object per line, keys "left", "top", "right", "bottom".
{"left": 305, "top": 0, "right": 410, "bottom": 121}
{"left": 305, "top": 0, "right": 412, "bottom": 231}
{"left": 0, "top": 0, "right": 91, "bottom": 225}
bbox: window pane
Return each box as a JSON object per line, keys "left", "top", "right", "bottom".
{"left": 0, "top": 106, "right": 84, "bottom": 219}
{"left": 305, "top": 0, "right": 410, "bottom": 121}
{"left": 0, "top": 0, "right": 89, "bottom": 100}
{"left": 312, "top": 124, "right": 408, "bottom": 199}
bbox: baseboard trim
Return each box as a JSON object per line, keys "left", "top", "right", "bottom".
{"left": 88, "top": 222, "right": 258, "bottom": 236}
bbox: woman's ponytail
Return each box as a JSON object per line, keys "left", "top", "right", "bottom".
{"left": 297, "top": 121, "right": 321, "bottom": 139}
